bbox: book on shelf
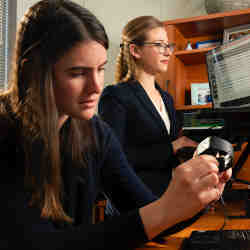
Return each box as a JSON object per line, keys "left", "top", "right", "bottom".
{"left": 195, "top": 39, "right": 221, "bottom": 49}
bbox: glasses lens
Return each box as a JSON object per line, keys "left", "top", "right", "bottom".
{"left": 159, "top": 45, "right": 165, "bottom": 53}
{"left": 159, "top": 43, "right": 175, "bottom": 53}
{"left": 142, "top": 42, "right": 175, "bottom": 53}
{"left": 168, "top": 43, "right": 175, "bottom": 53}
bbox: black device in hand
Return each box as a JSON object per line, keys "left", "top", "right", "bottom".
{"left": 196, "top": 136, "right": 234, "bottom": 172}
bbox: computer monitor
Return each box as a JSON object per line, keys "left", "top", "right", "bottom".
{"left": 206, "top": 35, "right": 250, "bottom": 111}
{"left": 206, "top": 37, "right": 250, "bottom": 194}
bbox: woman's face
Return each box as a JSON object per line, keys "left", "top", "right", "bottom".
{"left": 53, "top": 41, "right": 107, "bottom": 126}
{"left": 136, "top": 27, "right": 170, "bottom": 75}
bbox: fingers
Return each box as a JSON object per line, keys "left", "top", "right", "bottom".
{"left": 212, "top": 186, "right": 222, "bottom": 202}
{"left": 177, "top": 154, "right": 219, "bottom": 180}
{"left": 198, "top": 169, "right": 219, "bottom": 188}
{"left": 195, "top": 157, "right": 231, "bottom": 203}
{"left": 217, "top": 182, "right": 226, "bottom": 195}
{"left": 199, "top": 186, "right": 222, "bottom": 204}
{"left": 196, "top": 172, "right": 221, "bottom": 203}
{"left": 176, "top": 155, "right": 222, "bottom": 203}
{"left": 189, "top": 155, "right": 230, "bottom": 203}
{"left": 219, "top": 168, "right": 232, "bottom": 183}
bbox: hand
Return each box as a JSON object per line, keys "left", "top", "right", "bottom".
{"left": 160, "top": 155, "right": 228, "bottom": 224}
{"left": 172, "top": 136, "right": 198, "bottom": 154}
{"left": 193, "top": 144, "right": 232, "bottom": 196}
{"left": 139, "top": 154, "right": 232, "bottom": 240}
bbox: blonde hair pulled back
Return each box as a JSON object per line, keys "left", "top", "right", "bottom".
{"left": 115, "top": 16, "right": 163, "bottom": 83}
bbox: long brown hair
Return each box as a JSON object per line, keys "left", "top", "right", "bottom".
{"left": 115, "top": 16, "right": 163, "bottom": 83}
{"left": 3, "top": 0, "right": 109, "bottom": 222}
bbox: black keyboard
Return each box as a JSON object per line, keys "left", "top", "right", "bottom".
{"left": 181, "top": 230, "right": 250, "bottom": 250}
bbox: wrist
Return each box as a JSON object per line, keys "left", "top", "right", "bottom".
{"left": 139, "top": 197, "right": 177, "bottom": 240}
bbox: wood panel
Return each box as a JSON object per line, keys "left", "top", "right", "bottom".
{"left": 175, "top": 57, "right": 186, "bottom": 106}
{"left": 164, "top": 8, "right": 250, "bottom": 38}
{"left": 186, "top": 64, "right": 208, "bottom": 85}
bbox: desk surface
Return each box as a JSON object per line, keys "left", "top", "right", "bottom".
{"left": 136, "top": 200, "right": 250, "bottom": 250}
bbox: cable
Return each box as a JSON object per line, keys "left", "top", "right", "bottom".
{"left": 219, "top": 195, "right": 229, "bottom": 231}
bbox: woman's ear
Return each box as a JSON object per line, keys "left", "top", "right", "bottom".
{"left": 129, "top": 44, "right": 141, "bottom": 59}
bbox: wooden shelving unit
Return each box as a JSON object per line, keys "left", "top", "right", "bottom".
{"left": 156, "top": 8, "right": 250, "bottom": 110}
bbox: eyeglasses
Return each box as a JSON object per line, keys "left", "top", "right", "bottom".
{"left": 142, "top": 42, "right": 176, "bottom": 54}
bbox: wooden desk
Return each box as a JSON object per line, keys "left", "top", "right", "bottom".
{"left": 136, "top": 200, "right": 250, "bottom": 250}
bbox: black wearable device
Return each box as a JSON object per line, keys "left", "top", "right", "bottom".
{"left": 196, "top": 136, "right": 234, "bottom": 172}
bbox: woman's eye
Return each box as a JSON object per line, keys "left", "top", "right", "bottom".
{"left": 99, "top": 67, "right": 106, "bottom": 72}
{"left": 155, "top": 43, "right": 162, "bottom": 47}
{"left": 70, "top": 72, "right": 86, "bottom": 77}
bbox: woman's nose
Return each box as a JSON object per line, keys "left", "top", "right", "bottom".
{"left": 89, "top": 71, "right": 103, "bottom": 93}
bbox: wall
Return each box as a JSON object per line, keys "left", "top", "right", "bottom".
{"left": 15, "top": 0, "right": 206, "bottom": 84}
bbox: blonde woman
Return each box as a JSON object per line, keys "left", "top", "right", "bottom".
{"left": 99, "top": 16, "right": 198, "bottom": 196}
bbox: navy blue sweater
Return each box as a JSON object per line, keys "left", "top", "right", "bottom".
{"left": 0, "top": 115, "right": 203, "bottom": 249}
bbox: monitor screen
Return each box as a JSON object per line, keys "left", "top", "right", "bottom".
{"left": 206, "top": 35, "right": 250, "bottom": 111}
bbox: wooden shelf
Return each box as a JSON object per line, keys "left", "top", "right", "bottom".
{"left": 165, "top": 8, "right": 250, "bottom": 38}
{"left": 174, "top": 47, "right": 214, "bottom": 64}
{"left": 176, "top": 103, "right": 212, "bottom": 111}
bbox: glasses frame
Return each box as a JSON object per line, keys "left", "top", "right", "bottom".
{"left": 141, "top": 41, "right": 176, "bottom": 54}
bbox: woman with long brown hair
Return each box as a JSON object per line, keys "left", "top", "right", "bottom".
{"left": 0, "top": 1, "right": 231, "bottom": 249}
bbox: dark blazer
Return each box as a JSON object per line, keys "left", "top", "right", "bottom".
{"left": 98, "top": 79, "right": 181, "bottom": 195}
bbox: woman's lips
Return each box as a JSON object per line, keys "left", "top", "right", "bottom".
{"left": 161, "top": 60, "right": 169, "bottom": 64}
{"left": 79, "top": 99, "right": 96, "bottom": 108}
